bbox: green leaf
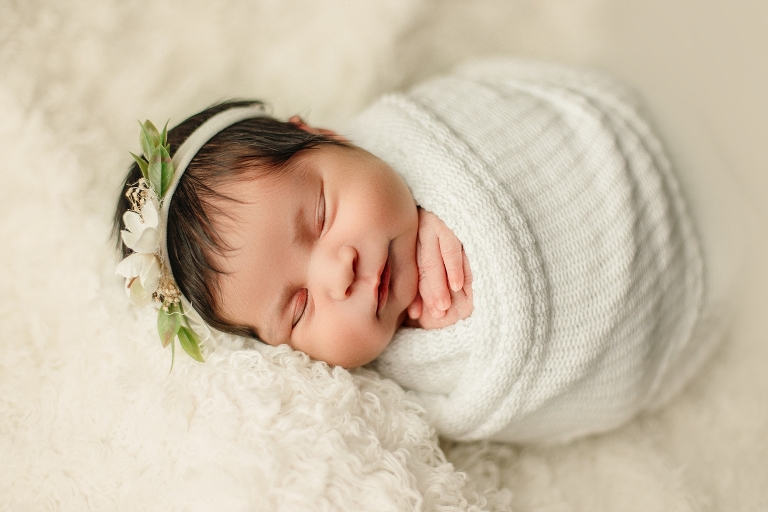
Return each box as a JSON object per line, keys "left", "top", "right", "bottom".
{"left": 130, "top": 152, "right": 149, "bottom": 180}
{"left": 159, "top": 145, "right": 174, "bottom": 197}
{"left": 148, "top": 148, "right": 163, "bottom": 195}
{"left": 139, "top": 123, "right": 150, "bottom": 159}
{"left": 177, "top": 326, "right": 205, "bottom": 362}
{"left": 160, "top": 120, "right": 169, "bottom": 148}
{"left": 139, "top": 121, "right": 152, "bottom": 159}
{"left": 139, "top": 120, "right": 161, "bottom": 159}
{"left": 157, "top": 304, "right": 181, "bottom": 348}
{"left": 144, "top": 120, "right": 161, "bottom": 147}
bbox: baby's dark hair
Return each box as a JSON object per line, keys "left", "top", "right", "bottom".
{"left": 114, "top": 100, "right": 347, "bottom": 338}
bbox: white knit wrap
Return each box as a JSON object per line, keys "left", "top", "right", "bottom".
{"left": 346, "top": 59, "right": 705, "bottom": 443}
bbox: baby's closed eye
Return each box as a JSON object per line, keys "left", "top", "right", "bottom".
{"left": 292, "top": 288, "right": 308, "bottom": 327}
{"left": 316, "top": 188, "right": 326, "bottom": 236}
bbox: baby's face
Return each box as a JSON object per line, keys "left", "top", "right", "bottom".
{"left": 213, "top": 144, "right": 419, "bottom": 368}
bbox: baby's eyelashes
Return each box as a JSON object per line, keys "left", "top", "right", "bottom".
{"left": 317, "top": 189, "right": 327, "bottom": 236}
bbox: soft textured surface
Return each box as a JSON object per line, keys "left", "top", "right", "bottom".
{"left": 353, "top": 58, "right": 708, "bottom": 443}
{"left": 1, "top": 1, "right": 766, "bottom": 511}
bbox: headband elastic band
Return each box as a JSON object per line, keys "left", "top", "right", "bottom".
{"left": 159, "top": 103, "right": 266, "bottom": 273}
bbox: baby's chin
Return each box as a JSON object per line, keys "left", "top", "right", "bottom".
{"left": 354, "top": 311, "right": 406, "bottom": 367}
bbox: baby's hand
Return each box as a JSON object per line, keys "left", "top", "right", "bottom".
{"left": 404, "top": 209, "right": 473, "bottom": 330}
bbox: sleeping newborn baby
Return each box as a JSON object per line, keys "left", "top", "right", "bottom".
{"left": 116, "top": 58, "right": 716, "bottom": 443}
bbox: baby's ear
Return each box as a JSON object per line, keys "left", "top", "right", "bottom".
{"left": 289, "top": 116, "right": 348, "bottom": 142}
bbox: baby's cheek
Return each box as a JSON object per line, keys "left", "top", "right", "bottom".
{"left": 308, "top": 315, "right": 364, "bottom": 367}
{"left": 343, "top": 322, "right": 392, "bottom": 368}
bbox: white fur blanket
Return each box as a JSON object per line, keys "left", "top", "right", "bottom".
{"left": 1, "top": 1, "right": 766, "bottom": 511}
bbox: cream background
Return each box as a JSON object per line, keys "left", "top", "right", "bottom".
{"left": 1, "top": 1, "right": 765, "bottom": 510}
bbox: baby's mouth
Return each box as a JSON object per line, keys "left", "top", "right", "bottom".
{"left": 377, "top": 255, "right": 391, "bottom": 315}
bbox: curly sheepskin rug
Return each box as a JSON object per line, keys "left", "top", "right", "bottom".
{"left": 1, "top": 1, "right": 767, "bottom": 510}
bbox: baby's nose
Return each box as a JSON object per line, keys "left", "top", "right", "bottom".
{"left": 325, "top": 245, "right": 357, "bottom": 301}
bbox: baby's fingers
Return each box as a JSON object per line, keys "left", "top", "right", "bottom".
{"left": 439, "top": 234, "right": 464, "bottom": 292}
{"left": 407, "top": 293, "right": 423, "bottom": 320}
{"left": 417, "top": 237, "right": 451, "bottom": 316}
{"left": 462, "top": 249, "right": 473, "bottom": 302}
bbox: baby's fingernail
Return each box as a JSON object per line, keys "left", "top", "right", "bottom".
{"left": 450, "top": 281, "right": 461, "bottom": 291}
{"left": 437, "top": 299, "right": 450, "bottom": 310}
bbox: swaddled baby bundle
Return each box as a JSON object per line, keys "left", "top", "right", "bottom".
{"left": 347, "top": 58, "right": 707, "bottom": 443}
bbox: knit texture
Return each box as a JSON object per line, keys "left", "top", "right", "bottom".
{"left": 347, "top": 58, "right": 706, "bottom": 443}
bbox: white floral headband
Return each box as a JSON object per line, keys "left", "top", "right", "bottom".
{"left": 116, "top": 104, "right": 266, "bottom": 366}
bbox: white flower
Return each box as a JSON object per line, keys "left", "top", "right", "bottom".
{"left": 116, "top": 253, "right": 160, "bottom": 307}
{"left": 116, "top": 197, "right": 161, "bottom": 307}
{"left": 121, "top": 197, "right": 159, "bottom": 254}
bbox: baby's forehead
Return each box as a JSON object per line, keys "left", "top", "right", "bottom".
{"left": 210, "top": 143, "right": 362, "bottom": 216}
{"left": 209, "top": 162, "right": 305, "bottom": 215}
{"left": 206, "top": 161, "right": 321, "bottom": 265}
